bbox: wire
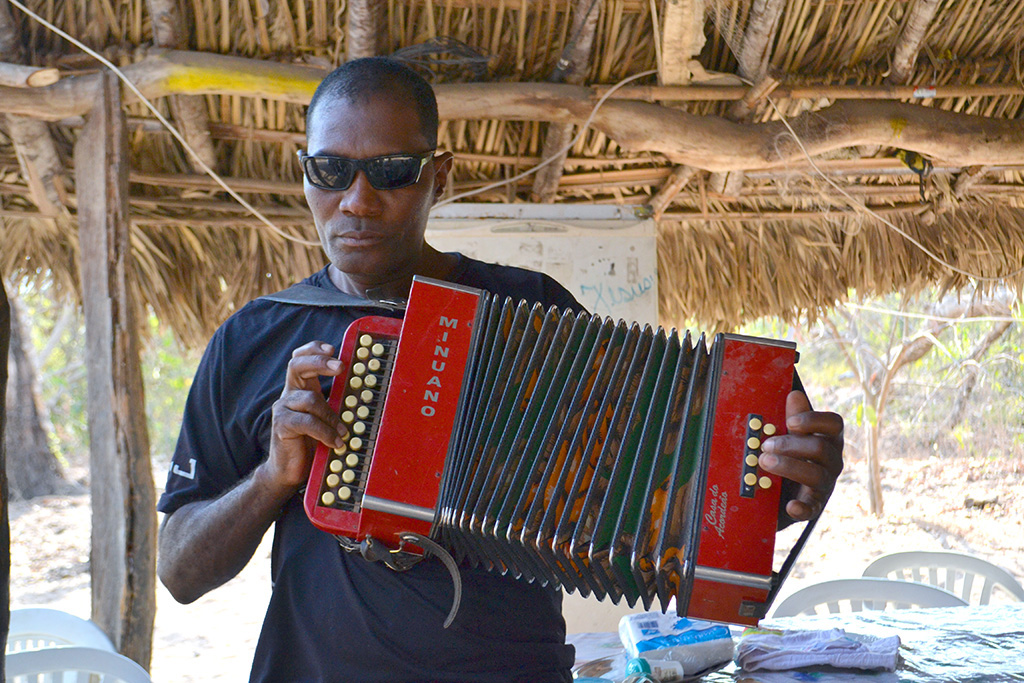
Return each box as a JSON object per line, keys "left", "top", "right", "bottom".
{"left": 432, "top": 69, "right": 659, "bottom": 209}
{"left": 844, "top": 302, "right": 1019, "bottom": 324}
{"left": 6, "top": 0, "right": 321, "bottom": 248}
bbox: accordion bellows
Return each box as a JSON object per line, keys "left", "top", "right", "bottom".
{"left": 304, "top": 277, "right": 799, "bottom": 625}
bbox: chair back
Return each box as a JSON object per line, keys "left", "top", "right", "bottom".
{"left": 4, "top": 646, "right": 152, "bottom": 683}
{"left": 771, "top": 577, "right": 968, "bottom": 618}
{"left": 6, "top": 609, "right": 116, "bottom": 654}
{"left": 863, "top": 551, "right": 1024, "bottom": 605}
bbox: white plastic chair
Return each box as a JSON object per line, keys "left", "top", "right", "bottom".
{"left": 771, "top": 577, "right": 968, "bottom": 618}
{"left": 4, "top": 646, "right": 152, "bottom": 683}
{"left": 863, "top": 551, "right": 1024, "bottom": 605}
{"left": 6, "top": 609, "right": 116, "bottom": 654}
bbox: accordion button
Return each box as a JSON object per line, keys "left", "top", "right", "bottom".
{"left": 341, "top": 411, "right": 355, "bottom": 424}
{"left": 359, "top": 334, "right": 373, "bottom": 346}
{"left": 356, "top": 347, "right": 370, "bottom": 360}
{"left": 368, "top": 358, "right": 382, "bottom": 372}
{"left": 345, "top": 453, "right": 359, "bottom": 467}
{"left": 352, "top": 362, "right": 366, "bottom": 376}
{"left": 344, "top": 395, "right": 358, "bottom": 408}
{"left": 372, "top": 343, "right": 385, "bottom": 356}
{"left": 763, "top": 423, "right": 777, "bottom": 436}
{"left": 364, "top": 375, "right": 378, "bottom": 388}
{"left": 759, "top": 476, "right": 772, "bottom": 489}
{"left": 353, "top": 422, "right": 367, "bottom": 435}
{"left": 321, "top": 491, "right": 336, "bottom": 506}
{"left": 329, "top": 459, "right": 343, "bottom": 473}
{"left": 349, "top": 377, "right": 364, "bottom": 389}
{"left": 332, "top": 443, "right": 347, "bottom": 455}
{"left": 338, "top": 487, "right": 352, "bottom": 501}
{"left": 342, "top": 470, "right": 356, "bottom": 484}
{"left": 326, "top": 473, "right": 340, "bottom": 487}
{"left": 744, "top": 473, "right": 758, "bottom": 486}
{"left": 356, "top": 406, "right": 370, "bottom": 419}
{"left": 360, "top": 389, "right": 374, "bottom": 402}
{"left": 748, "top": 417, "right": 763, "bottom": 431}
{"left": 747, "top": 437, "right": 761, "bottom": 450}
{"left": 349, "top": 437, "right": 364, "bottom": 450}
{"left": 745, "top": 454, "right": 759, "bottom": 467}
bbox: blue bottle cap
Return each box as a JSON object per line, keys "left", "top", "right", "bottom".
{"left": 625, "top": 657, "right": 652, "bottom": 675}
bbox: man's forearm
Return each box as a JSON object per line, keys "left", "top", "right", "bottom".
{"left": 158, "top": 463, "right": 298, "bottom": 603}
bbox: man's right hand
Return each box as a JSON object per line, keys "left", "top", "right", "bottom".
{"left": 158, "top": 340, "right": 349, "bottom": 604}
{"left": 266, "top": 340, "right": 349, "bottom": 491}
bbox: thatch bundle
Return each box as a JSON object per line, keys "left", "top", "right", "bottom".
{"left": 1, "top": 0, "right": 1022, "bottom": 345}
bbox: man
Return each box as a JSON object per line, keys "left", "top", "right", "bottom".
{"left": 157, "top": 58, "right": 844, "bottom": 682}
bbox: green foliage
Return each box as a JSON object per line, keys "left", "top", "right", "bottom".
{"left": 143, "top": 315, "right": 202, "bottom": 464}
{"left": 12, "top": 280, "right": 200, "bottom": 471}
{"left": 782, "top": 287, "right": 1023, "bottom": 459}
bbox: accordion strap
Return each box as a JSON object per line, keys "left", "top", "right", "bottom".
{"left": 340, "top": 532, "right": 463, "bottom": 629}
{"left": 399, "top": 532, "right": 463, "bottom": 629}
{"left": 259, "top": 283, "right": 407, "bottom": 312}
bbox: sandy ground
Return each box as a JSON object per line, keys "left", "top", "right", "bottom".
{"left": 8, "top": 445, "right": 1024, "bottom": 681}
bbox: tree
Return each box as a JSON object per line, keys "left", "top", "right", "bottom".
{"left": 4, "top": 294, "right": 72, "bottom": 500}
{"left": 818, "top": 287, "right": 1016, "bottom": 516}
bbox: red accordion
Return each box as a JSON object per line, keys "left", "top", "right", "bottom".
{"left": 304, "top": 276, "right": 805, "bottom": 625}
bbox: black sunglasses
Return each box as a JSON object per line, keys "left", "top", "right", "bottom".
{"left": 297, "top": 150, "right": 435, "bottom": 191}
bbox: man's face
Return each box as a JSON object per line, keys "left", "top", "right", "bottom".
{"left": 303, "top": 93, "right": 451, "bottom": 288}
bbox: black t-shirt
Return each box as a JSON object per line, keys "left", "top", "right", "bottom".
{"left": 158, "top": 255, "right": 580, "bottom": 682}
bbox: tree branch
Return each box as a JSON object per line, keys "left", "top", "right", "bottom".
{"left": 0, "top": 51, "right": 1022, "bottom": 172}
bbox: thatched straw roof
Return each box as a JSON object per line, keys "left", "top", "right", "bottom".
{"left": 1, "top": 0, "right": 1023, "bottom": 345}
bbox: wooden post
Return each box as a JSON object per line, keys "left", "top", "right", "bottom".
{"left": 347, "top": 0, "right": 384, "bottom": 60}
{"left": 145, "top": 0, "right": 216, "bottom": 171}
{"left": 1, "top": 278, "right": 11, "bottom": 678}
{"left": 529, "top": 0, "right": 601, "bottom": 202}
{"left": 73, "top": 72, "right": 157, "bottom": 669}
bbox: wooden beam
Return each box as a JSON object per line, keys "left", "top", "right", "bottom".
{"left": 734, "top": 0, "right": 785, "bottom": 87}
{"left": 2, "top": 55, "right": 1023, "bottom": 172}
{"left": 129, "top": 171, "right": 304, "bottom": 195}
{"left": 5, "top": 116, "right": 67, "bottom": 216}
{"left": 953, "top": 165, "right": 987, "bottom": 199}
{"left": 0, "top": 51, "right": 326, "bottom": 120}
{"left": 146, "top": 0, "right": 217, "bottom": 171}
{"left": 659, "top": 0, "right": 706, "bottom": 86}
{"left": 1, "top": 50, "right": 1023, "bottom": 120}
{"left": 713, "top": 0, "right": 785, "bottom": 199}
{"left": 648, "top": 164, "right": 697, "bottom": 219}
{"left": 0, "top": 62, "right": 59, "bottom": 88}
{"left": 0, "top": 279, "right": 10, "bottom": 676}
{"left": 0, "top": 8, "right": 67, "bottom": 217}
{"left": 597, "top": 82, "right": 1024, "bottom": 101}
{"left": 659, "top": 203, "right": 925, "bottom": 221}
{"left": 0, "top": 0, "right": 20, "bottom": 56}
{"left": 884, "top": 0, "right": 977, "bottom": 204}
{"left": 74, "top": 72, "right": 157, "bottom": 671}
{"left": 530, "top": 120, "right": 576, "bottom": 203}
{"left": 347, "top": 0, "right": 384, "bottom": 59}
{"left": 530, "top": 0, "right": 602, "bottom": 202}
{"left": 430, "top": 87, "right": 1024, "bottom": 171}
{"left": 887, "top": 0, "right": 942, "bottom": 85}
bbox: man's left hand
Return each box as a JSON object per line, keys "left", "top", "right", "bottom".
{"left": 759, "top": 390, "right": 844, "bottom": 525}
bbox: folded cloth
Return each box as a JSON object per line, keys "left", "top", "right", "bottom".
{"left": 736, "top": 628, "right": 901, "bottom": 672}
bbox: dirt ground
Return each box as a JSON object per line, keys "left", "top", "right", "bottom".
{"left": 8, "top": 442, "right": 1024, "bottom": 681}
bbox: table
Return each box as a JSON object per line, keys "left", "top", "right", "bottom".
{"left": 568, "top": 603, "right": 1024, "bottom": 682}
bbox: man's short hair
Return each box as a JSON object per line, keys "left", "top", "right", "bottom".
{"left": 306, "top": 57, "right": 439, "bottom": 148}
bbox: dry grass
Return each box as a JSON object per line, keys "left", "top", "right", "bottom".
{"left": 2, "top": 1, "right": 1024, "bottom": 345}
